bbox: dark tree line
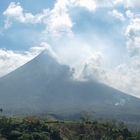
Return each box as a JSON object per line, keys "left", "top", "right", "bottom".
{"left": 0, "top": 116, "right": 139, "bottom": 140}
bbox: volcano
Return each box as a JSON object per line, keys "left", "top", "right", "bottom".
{"left": 0, "top": 50, "right": 140, "bottom": 123}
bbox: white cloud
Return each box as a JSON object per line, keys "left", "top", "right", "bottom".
{"left": 104, "top": 9, "right": 140, "bottom": 98}
{"left": 45, "top": 0, "right": 96, "bottom": 37}
{"left": 75, "top": 54, "right": 140, "bottom": 98}
{"left": 3, "top": 0, "right": 97, "bottom": 36}
{"left": 45, "top": 0, "right": 73, "bottom": 37}
{"left": 0, "top": 42, "right": 51, "bottom": 77}
{"left": 125, "top": 13, "right": 140, "bottom": 56}
{"left": 125, "top": 0, "right": 140, "bottom": 7}
{"left": 75, "top": 53, "right": 106, "bottom": 81}
{"left": 105, "top": 60, "right": 140, "bottom": 98}
{"left": 111, "top": 9, "right": 125, "bottom": 21}
{"left": 74, "top": 0, "right": 96, "bottom": 11}
{"left": 0, "top": 49, "right": 32, "bottom": 77}
{"left": 114, "top": 0, "right": 123, "bottom": 5}
{"left": 4, "top": 19, "right": 12, "bottom": 29}
{"left": 3, "top": 1, "right": 72, "bottom": 37}
{"left": 95, "top": 0, "right": 113, "bottom": 7}
{"left": 3, "top": 2, "right": 49, "bottom": 28}
{"left": 125, "top": 10, "right": 134, "bottom": 19}
{"left": 3, "top": 2, "right": 25, "bottom": 22}
{"left": 114, "top": 0, "right": 140, "bottom": 7}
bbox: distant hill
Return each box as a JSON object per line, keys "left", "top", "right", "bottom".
{"left": 0, "top": 50, "right": 140, "bottom": 125}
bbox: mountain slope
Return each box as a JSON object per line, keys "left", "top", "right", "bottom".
{"left": 0, "top": 51, "right": 140, "bottom": 122}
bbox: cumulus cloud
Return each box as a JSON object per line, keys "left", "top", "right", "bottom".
{"left": 45, "top": 0, "right": 73, "bottom": 37}
{"left": 3, "top": 2, "right": 25, "bottom": 23}
{"left": 3, "top": 2, "right": 49, "bottom": 28}
{"left": 3, "top": 0, "right": 97, "bottom": 36}
{"left": 46, "top": 0, "right": 96, "bottom": 37}
{"left": 3, "top": 1, "right": 72, "bottom": 37}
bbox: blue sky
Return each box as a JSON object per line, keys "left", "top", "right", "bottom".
{"left": 0, "top": 0, "right": 55, "bottom": 14}
{"left": 0, "top": 0, "right": 140, "bottom": 97}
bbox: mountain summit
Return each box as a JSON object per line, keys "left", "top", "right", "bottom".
{"left": 0, "top": 50, "right": 140, "bottom": 123}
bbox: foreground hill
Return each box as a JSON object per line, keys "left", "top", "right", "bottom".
{"left": 0, "top": 51, "right": 140, "bottom": 124}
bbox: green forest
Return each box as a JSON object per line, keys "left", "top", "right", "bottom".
{"left": 0, "top": 116, "right": 140, "bottom": 140}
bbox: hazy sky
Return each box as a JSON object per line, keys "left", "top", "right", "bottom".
{"left": 0, "top": 0, "right": 140, "bottom": 97}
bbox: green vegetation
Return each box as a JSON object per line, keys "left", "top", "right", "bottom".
{"left": 0, "top": 116, "right": 140, "bottom": 140}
